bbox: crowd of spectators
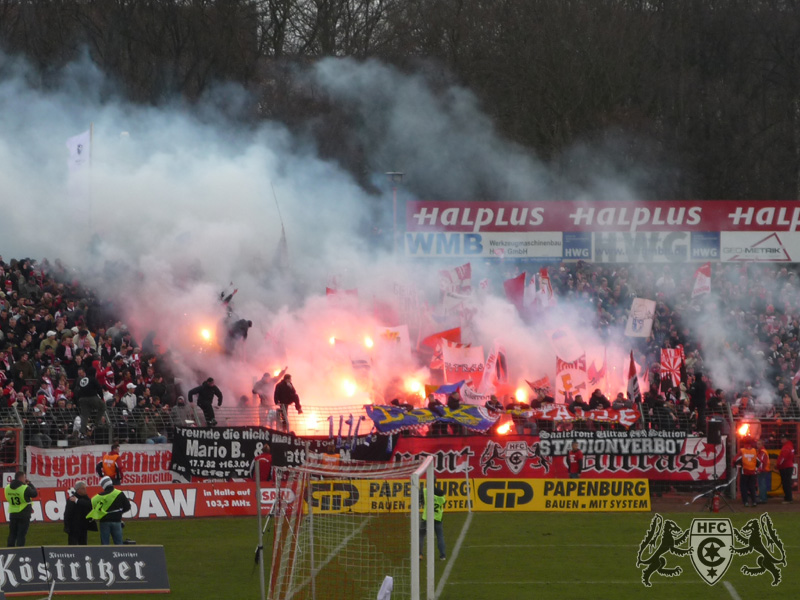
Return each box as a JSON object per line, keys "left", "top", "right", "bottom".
{"left": 493, "top": 260, "right": 800, "bottom": 443}
{"left": 1, "top": 254, "right": 800, "bottom": 455}
{"left": 0, "top": 256, "right": 201, "bottom": 452}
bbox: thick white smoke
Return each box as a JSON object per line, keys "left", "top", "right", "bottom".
{"left": 0, "top": 52, "right": 652, "bottom": 409}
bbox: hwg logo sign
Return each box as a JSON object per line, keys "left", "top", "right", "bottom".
{"left": 636, "top": 514, "right": 786, "bottom": 587}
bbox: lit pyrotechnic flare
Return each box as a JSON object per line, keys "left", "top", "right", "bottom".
{"left": 405, "top": 379, "right": 424, "bottom": 398}
{"left": 515, "top": 388, "right": 528, "bottom": 403}
{"left": 200, "top": 328, "right": 212, "bottom": 342}
{"left": 342, "top": 379, "right": 358, "bottom": 397}
{"left": 497, "top": 422, "right": 512, "bottom": 435}
{"left": 364, "top": 336, "right": 374, "bottom": 349}
{"left": 306, "top": 412, "right": 319, "bottom": 431}
{"left": 329, "top": 336, "right": 336, "bottom": 346}
{"left": 738, "top": 423, "right": 750, "bottom": 437}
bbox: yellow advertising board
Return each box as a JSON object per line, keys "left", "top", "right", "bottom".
{"left": 471, "top": 478, "right": 650, "bottom": 512}
{"left": 305, "top": 477, "right": 650, "bottom": 514}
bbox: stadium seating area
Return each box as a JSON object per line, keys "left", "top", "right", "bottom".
{"left": 0, "top": 255, "right": 798, "bottom": 467}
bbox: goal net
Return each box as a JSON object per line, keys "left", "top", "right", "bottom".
{"left": 268, "top": 454, "right": 434, "bottom": 600}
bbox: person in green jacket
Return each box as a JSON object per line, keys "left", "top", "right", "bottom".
{"left": 419, "top": 483, "right": 446, "bottom": 561}
{"left": 5, "top": 470, "right": 38, "bottom": 546}
{"left": 87, "top": 476, "right": 132, "bottom": 545}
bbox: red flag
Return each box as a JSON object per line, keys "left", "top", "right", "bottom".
{"left": 691, "top": 262, "right": 711, "bottom": 298}
{"left": 587, "top": 358, "right": 606, "bottom": 386}
{"left": 503, "top": 272, "right": 526, "bottom": 312}
{"left": 526, "top": 376, "right": 552, "bottom": 394}
{"left": 538, "top": 267, "right": 556, "bottom": 307}
{"left": 660, "top": 348, "right": 682, "bottom": 388}
{"left": 420, "top": 328, "right": 463, "bottom": 370}
{"left": 627, "top": 351, "right": 642, "bottom": 404}
{"left": 420, "top": 327, "right": 461, "bottom": 350}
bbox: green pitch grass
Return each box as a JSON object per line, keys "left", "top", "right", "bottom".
{"left": 16, "top": 510, "right": 800, "bottom": 599}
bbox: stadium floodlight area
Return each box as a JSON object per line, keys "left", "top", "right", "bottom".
{"left": 267, "top": 454, "right": 435, "bottom": 600}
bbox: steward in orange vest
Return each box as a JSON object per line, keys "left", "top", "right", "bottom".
{"left": 95, "top": 443, "right": 123, "bottom": 485}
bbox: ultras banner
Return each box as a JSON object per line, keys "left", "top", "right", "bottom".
{"left": 0, "top": 545, "right": 169, "bottom": 595}
{"left": 390, "top": 430, "right": 727, "bottom": 482}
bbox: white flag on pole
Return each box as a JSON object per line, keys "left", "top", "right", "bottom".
{"left": 624, "top": 298, "right": 656, "bottom": 338}
{"left": 66, "top": 130, "right": 91, "bottom": 172}
{"left": 691, "top": 262, "right": 711, "bottom": 298}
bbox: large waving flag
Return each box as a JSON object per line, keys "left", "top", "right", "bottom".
{"left": 478, "top": 341, "right": 504, "bottom": 394}
{"left": 555, "top": 354, "right": 587, "bottom": 401}
{"left": 691, "top": 262, "right": 711, "bottom": 298}
{"left": 439, "top": 262, "right": 472, "bottom": 294}
{"left": 537, "top": 267, "right": 556, "bottom": 308}
{"left": 420, "top": 327, "right": 462, "bottom": 369}
{"left": 442, "top": 343, "right": 484, "bottom": 386}
{"left": 526, "top": 376, "right": 552, "bottom": 395}
{"left": 66, "top": 129, "right": 91, "bottom": 172}
{"left": 376, "top": 324, "right": 412, "bottom": 358}
{"left": 364, "top": 403, "right": 498, "bottom": 434}
{"left": 587, "top": 354, "right": 607, "bottom": 386}
{"left": 624, "top": 298, "right": 656, "bottom": 338}
{"left": 66, "top": 128, "right": 92, "bottom": 209}
{"left": 627, "top": 350, "right": 642, "bottom": 404}
{"left": 503, "top": 272, "right": 526, "bottom": 312}
{"left": 660, "top": 348, "right": 684, "bottom": 388}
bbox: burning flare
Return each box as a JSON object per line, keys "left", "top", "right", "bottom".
{"left": 342, "top": 379, "right": 357, "bottom": 397}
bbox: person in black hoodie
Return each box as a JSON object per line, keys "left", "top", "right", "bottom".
{"left": 64, "top": 480, "right": 94, "bottom": 545}
{"left": 74, "top": 367, "right": 106, "bottom": 436}
{"left": 689, "top": 372, "right": 708, "bottom": 435}
{"left": 5, "top": 470, "right": 38, "bottom": 546}
{"left": 88, "top": 476, "right": 132, "bottom": 545}
{"left": 188, "top": 377, "right": 223, "bottom": 427}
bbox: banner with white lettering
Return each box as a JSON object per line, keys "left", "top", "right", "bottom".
{"left": 442, "top": 343, "right": 484, "bottom": 386}
{"left": 405, "top": 201, "right": 800, "bottom": 262}
{"left": 406, "top": 201, "right": 800, "bottom": 233}
{"left": 0, "top": 482, "right": 261, "bottom": 524}
{"left": 26, "top": 444, "right": 173, "bottom": 489}
{"left": 0, "top": 545, "right": 168, "bottom": 595}
{"left": 170, "top": 427, "right": 390, "bottom": 480}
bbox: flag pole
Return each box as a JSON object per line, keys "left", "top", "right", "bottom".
{"left": 270, "top": 182, "right": 284, "bottom": 229}
{"left": 89, "top": 122, "right": 95, "bottom": 239}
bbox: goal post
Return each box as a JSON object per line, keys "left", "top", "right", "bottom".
{"left": 267, "top": 454, "right": 435, "bottom": 600}
{"left": 410, "top": 456, "right": 435, "bottom": 600}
